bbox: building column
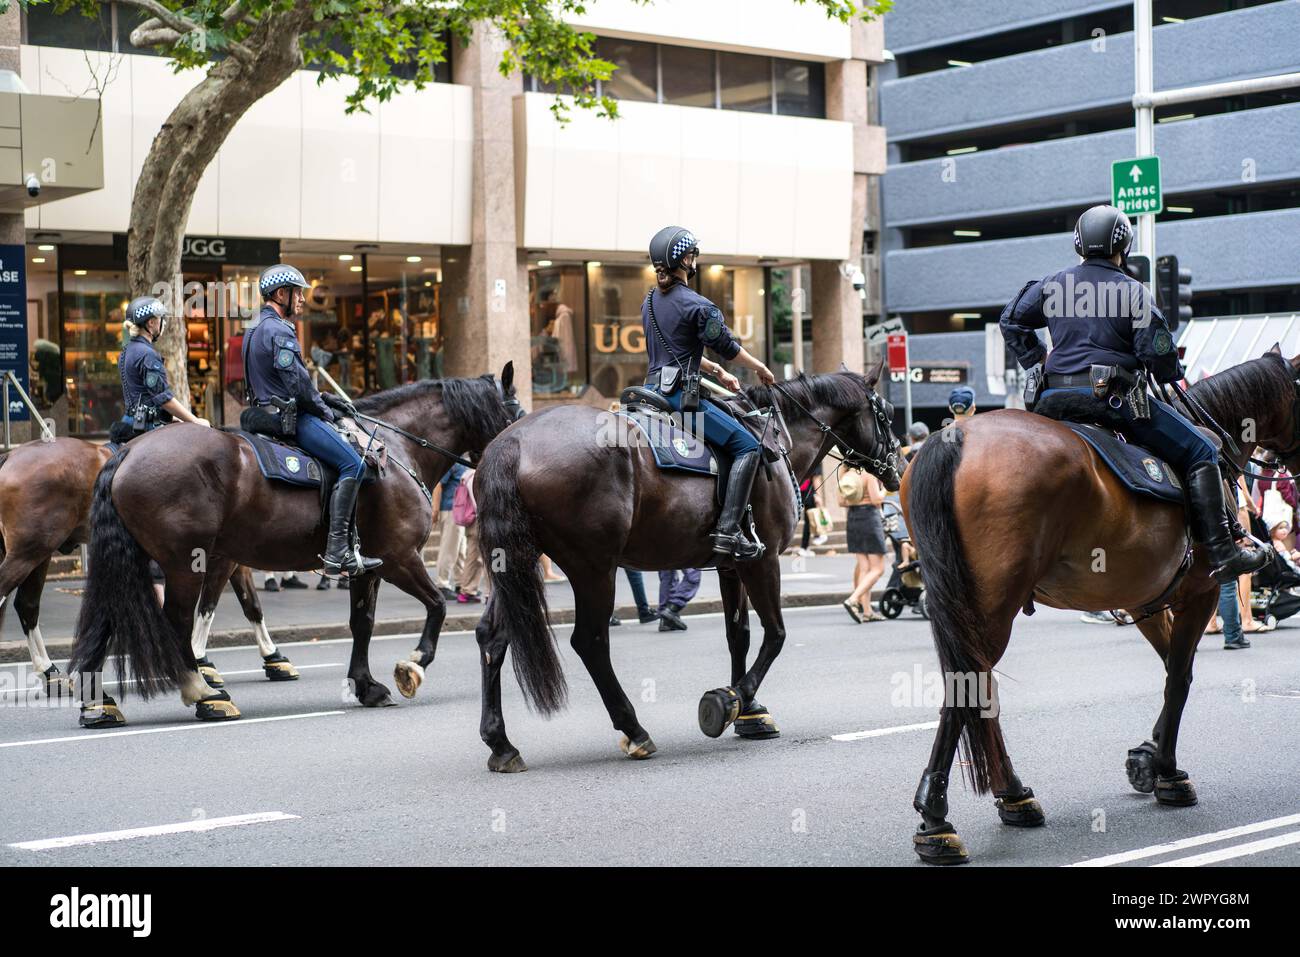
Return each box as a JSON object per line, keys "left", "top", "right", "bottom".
{"left": 1, "top": 2, "right": 36, "bottom": 442}
{"left": 442, "top": 26, "right": 532, "bottom": 407}
{"left": 810, "top": 18, "right": 886, "bottom": 377}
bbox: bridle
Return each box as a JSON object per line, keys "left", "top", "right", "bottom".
{"left": 770, "top": 381, "right": 901, "bottom": 485}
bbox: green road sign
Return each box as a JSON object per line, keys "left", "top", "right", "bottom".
{"left": 1112, "top": 156, "right": 1163, "bottom": 215}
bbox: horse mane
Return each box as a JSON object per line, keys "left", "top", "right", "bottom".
{"left": 355, "top": 375, "right": 511, "bottom": 447}
{"left": 743, "top": 370, "right": 873, "bottom": 415}
{"left": 1187, "top": 352, "right": 1294, "bottom": 427}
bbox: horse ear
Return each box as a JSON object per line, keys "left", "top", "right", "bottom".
{"left": 500, "top": 360, "right": 515, "bottom": 393}
{"left": 865, "top": 356, "right": 885, "bottom": 388}
{"left": 1267, "top": 342, "right": 1282, "bottom": 356}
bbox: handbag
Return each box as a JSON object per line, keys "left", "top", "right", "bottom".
{"left": 838, "top": 469, "right": 866, "bottom": 506}
{"left": 452, "top": 473, "right": 477, "bottom": 527}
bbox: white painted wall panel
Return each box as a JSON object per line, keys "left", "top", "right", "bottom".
{"left": 298, "top": 75, "right": 379, "bottom": 241}
{"left": 216, "top": 69, "right": 300, "bottom": 239}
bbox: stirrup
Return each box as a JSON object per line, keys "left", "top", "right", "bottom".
{"left": 711, "top": 530, "right": 766, "bottom": 561}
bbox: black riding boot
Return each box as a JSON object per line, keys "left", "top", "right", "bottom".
{"left": 321, "top": 477, "right": 382, "bottom": 577}
{"left": 712, "top": 451, "right": 765, "bottom": 561}
{"left": 1187, "top": 461, "right": 1268, "bottom": 583}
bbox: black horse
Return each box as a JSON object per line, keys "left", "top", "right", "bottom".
{"left": 469, "top": 365, "right": 901, "bottom": 771}
{"left": 69, "top": 366, "right": 519, "bottom": 725}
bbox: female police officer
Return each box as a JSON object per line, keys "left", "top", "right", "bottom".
{"left": 246, "top": 265, "right": 381, "bottom": 578}
{"left": 644, "top": 226, "right": 776, "bottom": 561}
{"left": 119, "top": 296, "right": 211, "bottom": 433}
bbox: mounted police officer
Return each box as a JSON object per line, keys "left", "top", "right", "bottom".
{"left": 117, "top": 296, "right": 210, "bottom": 437}
{"left": 246, "top": 265, "right": 381, "bottom": 578}
{"left": 1000, "top": 204, "right": 1267, "bottom": 583}
{"left": 643, "top": 226, "right": 776, "bottom": 561}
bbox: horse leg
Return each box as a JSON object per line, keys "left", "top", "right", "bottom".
{"left": 228, "top": 565, "right": 298, "bottom": 681}
{"left": 567, "top": 567, "right": 654, "bottom": 759}
{"left": 912, "top": 707, "right": 968, "bottom": 864}
{"left": 699, "top": 554, "right": 783, "bottom": 740}
{"left": 719, "top": 568, "right": 773, "bottom": 740}
{"left": 165, "top": 571, "right": 241, "bottom": 721}
{"left": 190, "top": 559, "right": 229, "bottom": 689}
{"left": 1125, "top": 610, "right": 1173, "bottom": 793}
{"left": 346, "top": 570, "right": 395, "bottom": 707}
{"left": 384, "top": 551, "right": 447, "bottom": 700}
{"left": 477, "top": 598, "right": 526, "bottom": 772}
{"left": 1147, "top": 587, "right": 1217, "bottom": 807}
{"left": 11, "top": 557, "right": 72, "bottom": 698}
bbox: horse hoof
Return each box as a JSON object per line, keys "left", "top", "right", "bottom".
{"left": 619, "top": 734, "right": 658, "bottom": 760}
{"left": 488, "top": 750, "right": 528, "bottom": 773}
{"left": 733, "top": 702, "right": 780, "bottom": 739}
{"left": 913, "top": 825, "right": 970, "bottom": 865}
{"left": 996, "top": 792, "right": 1046, "bottom": 827}
{"left": 42, "top": 666, "right": 75, "bottom": 699}
{"left": 698, "top": 687, "right": 742, "bottom": 738}
{"left": 195, "top": 691, "right": 241, "bottom": 722}
{"left": 394, "top": 660, "right": 424, "bottom": 699}
{"left": 79, "top": 700, "right": 126, "bottom": 729}
{"left": 354, "top": 681, "right": 397, "bottom": 708}
{"left": 196, "top": 656, "right": 225, "bottom": 689}
{"left": 1155, "top": 772, "right": 1198, "bottom": 807}
{"left": 1126, "top": 741, "right": 1158, "bottom": 794}
{"left": 262, "top": 652, "right": 299, "bottom": 681}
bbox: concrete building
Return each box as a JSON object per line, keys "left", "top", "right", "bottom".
{"left": 15, "top": 1, "right": 885, "bottom": 436}
{"left": 876, "top": 0, "right": 1300, "bottom": 422}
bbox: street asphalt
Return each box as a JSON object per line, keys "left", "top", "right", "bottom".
{"left": 2, "top": 555, "right": 1299, "bottom": 867}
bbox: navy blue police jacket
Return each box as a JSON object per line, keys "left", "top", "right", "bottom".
{"left": 999, "top": 258, "right": 1182, "bottom": 384}
{"left": 243, "top": 304, "right": 334, "bottom": 421}
{"left": 642, "top": 280, "right": 742, "bottom": 377}
{"left": 119, "top": 335, "right": 174, "bottom": 420}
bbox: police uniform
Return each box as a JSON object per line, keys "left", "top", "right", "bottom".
{"left": 119, "top": 335, "right": 174, "bottom": 432}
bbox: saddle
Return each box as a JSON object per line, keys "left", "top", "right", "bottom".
{"left": 1033, "top": 390, "right": 1184, "bottom": 505}
{"left": 226, "top": 416, "right": 385, "bottom": 491}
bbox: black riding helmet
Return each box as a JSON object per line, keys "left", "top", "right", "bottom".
{"left": 1073, "top": 204, "right": 1133, "bottom": 259}
{"left": 125, "top": 296, "right": 168, "bottom": 338}
{"left": 649, "top": 226, "right": 700, "bottom": 278}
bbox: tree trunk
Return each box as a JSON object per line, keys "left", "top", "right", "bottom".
{"left": 127, "top": 9, "right": 312, "bottom": 407}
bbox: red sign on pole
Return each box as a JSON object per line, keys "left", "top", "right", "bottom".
{"left": 886, "top": 332, "right": 908, "bottom": 371}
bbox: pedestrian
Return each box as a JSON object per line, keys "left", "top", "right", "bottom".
{"left": 263, "top": 571, "right": 307, "bottom": 592}
{"left": 657, "top": 567, "right": 701, "bottom": 631}
{"left": 434, "top": 461, "right": 467, "bottom": 600}
{"left": 903, "top": 422, "right": 929, "bottom": 462}
{"left": 453, "top": 468, "right": 484, "bottom": 604}
{"left": 839, "top": 466, "right": 888, "bottom": 623}
{"left": 794, "top": 477, "right": 821, "bottom": 556}
{"left": 609, "top": 568, "right": 659, "bottom": 626}
{"left": 947, "top": 386, "right": 977, "bottom": 422}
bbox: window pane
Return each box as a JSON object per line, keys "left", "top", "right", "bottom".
{"left": 364, "top": 255, "right": 444, "bottom": 390}
{"left": 719, "top": 52, "right": 772, "bottom": 113}
{"left": 597, "top": 37, "right": 658, "bottom": 103}
{"left": 529, "top": 266, "right": 588, "bottom": 395}
{"left": 660, "top": 46, "right": 715, "bottom": 108}
{"left": 588, "top": 264, "right": 653, "bottom": 398}
{"left": 698, "top": 266, "right": 768, "bottom": 385}
{"left": 61, "top": 267, "right": 129, "bottom": 435}
{"left": 775, "top": 59, "right": 826, "bottom": 118}
{"left": 27, "top": 5, "right": 113, "bottom": 52}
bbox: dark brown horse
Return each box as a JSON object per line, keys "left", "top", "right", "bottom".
{"left": 469, "top": 366, "right": 901, "bottom": 772}
{"left": 902, "top": 347, "right": 1300, "bottom": 864}
{"left": 0, "top": 437, "right": 293, "bottom": 710}
{"left": 69, "top": 366, "right": 519, "bottom": 726}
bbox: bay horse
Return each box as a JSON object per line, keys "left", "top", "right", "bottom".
{"left": 0, "top": 437, "right": 294, "bottom": 713}
{"left": 69, "top": 365, "right": 519, "bottom": 726}
{"left": 902, "top": 346, "right": 1300, "bottom": 865}
{"left": 469, "top": 365, "right": 901, "bottom": 772}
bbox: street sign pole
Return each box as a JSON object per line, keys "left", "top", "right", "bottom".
{"left": 1134, "top": 0, "right": 1156, "bottom": 302}
{"left": 887, "top": 332, "right": 912, "bottom": 427}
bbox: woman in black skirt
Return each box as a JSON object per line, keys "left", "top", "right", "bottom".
{"left": 839, "top": 467, "right": 888, "bottom": 623}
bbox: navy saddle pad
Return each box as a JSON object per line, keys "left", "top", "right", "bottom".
{"left": 616, "top": 409, "right": 717, "bottom": 477}
{"left": 1064, "top": 422, "right": 1184, "bottom": 505}
{"left": 230, "top": 429, "right": 324, "bottom": 488}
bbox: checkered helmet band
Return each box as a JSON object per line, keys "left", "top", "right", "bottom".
{"left": 126, "top": 296, "right": 167, "bottom": 325}
{"left": 258, "top": 264, "right": 309, "bottom": 297}
{"left": 649, "top": 226, "right": 700, "bottom": 271}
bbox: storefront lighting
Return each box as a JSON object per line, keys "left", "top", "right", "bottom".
{"left": 31, "top": 257, "right": 44, "bottom": 263}
{"left": 349, "top": 265, "right": 363, "bottom": 272}
{"left": 947, "top": 59, "right": 973, "bottom": 68}
{"left": 406, "top": 256, "right": 422, "bottom": 263}
{"left": 74, "top": 269, "right": 87, "bottom": 276}
{"left": 952, "top": 313, "right": 981, "bottom": 320}
{"left": 537, "top": 260, "right": 553, "bottom": 267}
{"left": 953, "top": 229, "right": 981, "bottom": 237}
{"left": 37, "top": 244, "right": 54, "bottom": 251}
{"left": 424, "top": 281, "right": 432, "bottom": 287}
{"left": 1167, "top": 206, "right": 1194, "bottom": 214}
{"left": 338, "top": 254, "right": 354, "bottom": 261}
{"left": 587, "top": 261, "right": 602, "bottom": 268}
{"left": 709, "top": 264, "right": 724, "bottom": 274}
{"left": 757, "top": 289, "right": 765, "bottom": 296}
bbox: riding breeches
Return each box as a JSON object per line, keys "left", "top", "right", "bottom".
{"left": 295, "top": 413, "right": 366, "bottom": 482}
{"left": 654, "top": 390, "right": 760, "bottom": 458}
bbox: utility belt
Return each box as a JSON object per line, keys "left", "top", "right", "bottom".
{"left": 129, "top": 401, "right": 163, "bottom": 433}
{"left": 240, "top": 396, "right": 298, "bottom": 438}
{"left": 647, "top": 366, "right": 700, "bottom": 413}
{"left": 1047, "top": 365, "right": 1151, "bottom": 420}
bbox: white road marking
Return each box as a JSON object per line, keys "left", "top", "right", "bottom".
{"left": 1154, "top": 829, "right": 1300, "bottom": 867}
{"left": 832, "top": 721, "right": 939, "bottom": 741}
{"left": 1069, "top": 811, "right": 1300, "bottom": 867}
{"left": 0, "top": 710, "right": 345, "bottom": 750}
{"left": 9, "top": 811, "right": 300, "bottom": 851}
{"left": 0, "top": 663, "right": 341, "bottom": 701}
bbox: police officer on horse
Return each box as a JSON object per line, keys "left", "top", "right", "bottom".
{"left": 643, "top": 226, "right": 776, "bottom": 561}
{"left": 245, "top": 265, "right": 382, "bottom": 578}
{"left": 117, "top": 296, "right": 211, "bottom": 435}
{"left": 1000, "top": 204, "right": 1268, "bottom": 583}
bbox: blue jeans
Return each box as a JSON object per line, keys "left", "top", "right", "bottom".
{"left": 295, "top": 413, "right": 365, "bottom": 481}
{"left": 659, "top": 568, "right": 702, "bottom": 612}
{"left": 1042, "top": 387, "right": 1217, "bottom": 474}
{"left": 1218, "top": 580, "right": 1243, "bottom": 644}
{"left": 623, "top": 568, "right": 651, "bottom": 616}
{"left": 656, "top": 389, "right": 759, "bottom": 458}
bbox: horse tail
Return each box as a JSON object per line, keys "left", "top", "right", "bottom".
{"left": 907, "top": 429, "right": 1011, "bottom": 795}
{"left": 70, "top": 446, "right": 188, "bottom": 698}
{"left": 475, "top": 435, "right": 567, "bottom": 715}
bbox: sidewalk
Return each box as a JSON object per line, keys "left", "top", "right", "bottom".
{"left": 0, "top": 553, "right": 876, "bottom": 663}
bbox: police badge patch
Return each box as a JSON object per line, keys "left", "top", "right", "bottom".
{"left": 286, "top": 456, "right": 301, "bottom": 473}
{"left": 704, "top": 307, "right": 723, "bottom": 341}
{"left": 1142, "top": 458, "right": 1164, "bottom": 482}
{"left": 276, "top": 348, "right": 294, "bottom": 369}
{"left": 672, "top": 437, "right": 691, "bottom": 456}
{"left": 1152, "top": 330, "right": 1173, "bottom": 355}
{"left": 145, "top": 372, "right": 160, "bottom": 390}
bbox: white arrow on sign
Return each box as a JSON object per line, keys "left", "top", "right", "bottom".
{"left": 1129, "top": 165, "right": 1143, "bottom": 182}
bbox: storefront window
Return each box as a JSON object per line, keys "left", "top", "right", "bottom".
{"left": 588, "top": 264, "right": 653, "bottom": 399}
{"left": 660, "top": 45, "right": 715, "bottom": 108}
{"left": 720, "top": 52, "right": 772, "bottom": 113}
{"left": 529, "top": 265, "right": 587, "bottom": 395}
{"left": 364, "top": 255, "right": 442, "bottom": 391}
{"left": 597, "top": 37, "right": 658, "bottom": 103}
{"left": 699, "top": 266, "right": 768, "bottom": 386}
{"left": 61, "top": 264, "right": 129, "bottom": 435}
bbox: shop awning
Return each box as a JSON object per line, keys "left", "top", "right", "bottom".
{"left": 1177, "top": 314, "right": 1300, "bottom": 381}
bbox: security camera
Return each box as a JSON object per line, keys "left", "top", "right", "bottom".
{"left": 851, "top": 267, "right": 866, "bottom": 291}
{"left": 24, "top": 174, "right": 40, "bottom": 198}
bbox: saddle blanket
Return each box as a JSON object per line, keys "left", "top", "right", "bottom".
{"left": 231, "top": 430, "right": 324, "bottom": 488}
{"left": 1064, "top": 422, "right": 1184, "bottom": 505}
{"left": 615, "top": 410, "right": 717, "bottom": 477}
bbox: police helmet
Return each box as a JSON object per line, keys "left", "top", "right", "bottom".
{"left": 1073, "top": 204, "right": 1133, "bottom": 259}
{"left": 649, "top": 226, "right": 700, "bottom": 273}
{"left": 125, "top": 296, "right": 167, "bottom": 327}
{"left": 258, "top": 264, "right": 310, "bottom": 300}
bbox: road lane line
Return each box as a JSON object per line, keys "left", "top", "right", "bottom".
{"left": 9, "top": 811, "right": 300, "bottom": 851}
{"left": 0, "top": 710, "right": 345, "bottom": 749}
{"left": 1153, "top": 829, "right": 1300, "bottom": 867}
{"left": 0, "top": 662, "right": 343, "bottom": 700}
{"left": 1068, "top": 811, "right": 1300, "bottom": 867}
{"left": 832, "top": 721, "right": 939, "bottom": 741}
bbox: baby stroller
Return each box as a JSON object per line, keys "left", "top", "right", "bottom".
{"left": 879, "top": 500, "right": 927, "bottom": 619}
{"left": 1250, "top": 546, "right": 1300, "bottom": 629}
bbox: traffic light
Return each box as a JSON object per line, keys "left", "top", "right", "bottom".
{"left": 1124, "top": 254, "right": 1150, "bottom": 285}
{"left": 1156, "top": 254, "right": 1193, "bottom": 330}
